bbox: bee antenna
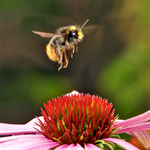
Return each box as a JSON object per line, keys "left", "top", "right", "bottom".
{"left": 81, "top": 19, "right": 89, "bottom": 29}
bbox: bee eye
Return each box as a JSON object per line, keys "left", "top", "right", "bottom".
{"left": 68, "top": 30, "right": 78, "bottom": 42}
{"left": 72, "top": 31, "right": 78, "bottom": 38}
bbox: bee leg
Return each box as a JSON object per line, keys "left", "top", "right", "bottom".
{"left": 63, "top": 50, "right": 69, "bottom": 68}
{"left": 57, "top": 54, "right": 62, "bottom": 63}
{"left": 56, "top": 48, "right": 63, "bottom": 71}
{"left": 72, "top": 45, "right": 75, "bottom": 53}
{"left": 70, "top": 46, "right": 75, "bottom": 58}
{"left": 75, "top": 46, "right": 78, "bottom": 52}
{"left": 58, "top": 61, "right": 63, "bottom": 70}
{"left": 58, "top": 54, "right": 63, "bottom": 70}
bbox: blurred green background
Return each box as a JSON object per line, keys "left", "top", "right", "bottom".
{"left": 0, "top": 0, "right": 150, "bottom": 148}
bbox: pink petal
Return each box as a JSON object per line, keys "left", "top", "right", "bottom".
{"left": 114, "top": 122, "right": 150, "bottom": 134}
{"left": 54, "top": 144, "right": 84, "bottom": 150}
{"left": 0, "top": 116, "right": 44, "bottom": 136}
{"left": 26, "top": 116, "right": 44, "bottom": 125}
{"left": 66, "top": 144, "right": 76, "bottom": 150}
{"left": 115, "top": 110, "right": 150, "bottom": 128}
{"left": 54, "top": 144, "right": 69, "bottom": 150}
{"left": 84, "top": 143, "right": 101, "bottom": 150}
{"left": 0, "top": 134, "right": 60, "bottom": 150}
{"left": 114, "top": 119, "right": 124, "bottom": 124}
{"left": 103, "top": 138, "right": 139, "bottom": 150}
{"left": 66, "top": 144, "right": 84, "bottom": 150}
{"left": 0, "top": 123, "right": 38, "bottom": 136}
{"left": 132, "top": 131, "right": 150, "bottom": 149}
{"left": 66, "top": 91, "right": 79, "bottom": 96}
{"left": 75, "top": 144, "right": 85, "bottom": 150}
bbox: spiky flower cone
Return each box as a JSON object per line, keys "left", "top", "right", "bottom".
{"left": 36, "top": 93, "right": 118, "bottom": 149}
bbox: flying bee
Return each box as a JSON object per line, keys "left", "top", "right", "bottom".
{"left": 32, "top": 19, "right": 89, "bottom": 70}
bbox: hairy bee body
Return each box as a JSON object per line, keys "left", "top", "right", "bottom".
{"left": 47, "top": 35, "right": 65, "bottom": 62}
{"left": 33, "top": 20, "right": 89, "bottom": 70}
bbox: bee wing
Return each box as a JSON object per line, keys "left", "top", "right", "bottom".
{"left": 82, "top": 25, "right": 99, "bottom": 35}
{"left": 32, "top": 31, "right": 58, "bottom": 38}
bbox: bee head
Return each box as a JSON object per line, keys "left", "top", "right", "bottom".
{"left": 65, "top": 26, "right": 84, "bottom": 43}
{"left": 65, "top": 19, "right": 89, "bottom": 43}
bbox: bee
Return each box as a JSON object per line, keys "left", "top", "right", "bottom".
{"left": 32, "top": 19, "right": 89, "bottom": 70}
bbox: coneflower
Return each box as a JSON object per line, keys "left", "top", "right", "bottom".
{"left": 0, "top": 91, "right": 150, "bottom": 150}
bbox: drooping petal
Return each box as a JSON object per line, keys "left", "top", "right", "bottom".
{"left": 132, "top": 131, "right": 150, "bottom": 149}
{"left": 0, "top": 116, "right": 44, "bottom": 136}
{"left": 0, "top": 134, "right": 60, "bottom": 150}
{"left": 65, "top": 143, "right": 84, "bottom": 150}
{"left": 114, "top": 122, "right": 150, "bottom": 134}
{"left": 75, "top": 144, "right": 85, "bottom": 150}
{"left": 129, "top": 137, "right": 145, "bottom": 150}
{"left": 66, "top": 144, "right": 76, "bottom": 150}
{"left": 103, "top": 138, "right": 139, "bottom": 150}
{"left": 0, "top": 123, "right": 38, "bottom": 136}
{"left": 115, "top": 110, "right": 150, "bottom": 128}
{"left": 54, "top": 144, "right": 69, "bottom": 150}
{"left": 26, "top": 116, "right": 44, "bottom": 125}
{"left": 84, "top": 143, "right": 102, "bottom": 150}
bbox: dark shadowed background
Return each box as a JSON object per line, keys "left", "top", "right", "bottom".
{"left": 0, "top": 0, "right": 150, "bottom": 148}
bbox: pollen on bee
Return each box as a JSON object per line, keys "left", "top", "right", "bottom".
{"left": 65, "top": 26, "right": 76, "bottom": 34}
{"left": 46, "top": 44, "right": 58, "bottom": 62}
{"left": 78, "top": 31, "right": 84, "bottom": 40}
